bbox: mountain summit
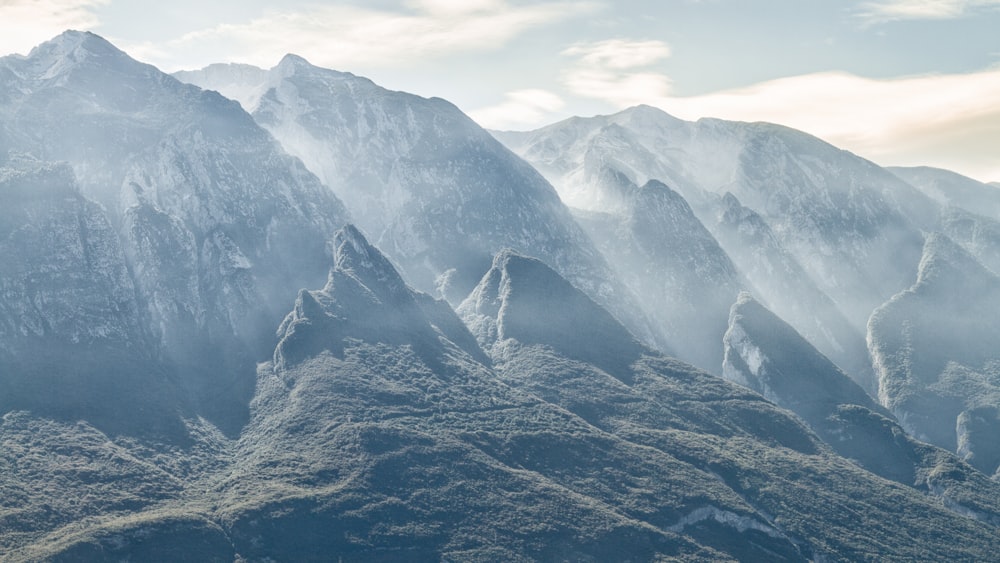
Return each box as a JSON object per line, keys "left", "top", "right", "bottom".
{"left": 0, "top": 31, "right": 350, "bottom": 430}
{"left": 177, "top": 57, "right": 662, "bottom": 351}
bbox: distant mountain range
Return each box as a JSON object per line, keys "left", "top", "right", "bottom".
{"left": 2, "top": 31, "right": 1000, "bottom": 561}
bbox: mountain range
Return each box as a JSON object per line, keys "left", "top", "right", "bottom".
{"left": 2, "top": 31, "right": 1000, "bottom": 561}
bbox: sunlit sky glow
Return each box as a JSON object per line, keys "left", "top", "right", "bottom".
{"left": 1, "top": 0, "right": 998, "bottom": 181}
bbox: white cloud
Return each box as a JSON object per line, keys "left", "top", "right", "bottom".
{"left": 124, "top": 1, "right": 598, "bottom": 72}
{"left": 0, "top": 0, "right": 107, "bottom": 56}
{"left": 563, "top": 68, "right": 673, "bottom": 107}
{"left": 858, "top": 0, "right": 1000, "bottom": 23}
{"left": 468, "top": 89, "right": 565, "bottom": 129}
{"left": 559, "top": 39, "right": 674, "bottom": 108}
{"left": 406, "top": 0, "right": 506, "bottom": 17}
{"left": 656, "top": 69, "right": 1000, "bottom": 182}
{"left": 562, "top": 39, "right": 671, "bottom": 69}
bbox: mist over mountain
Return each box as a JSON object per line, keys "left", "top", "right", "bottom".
{"left": 0, "top": 30, "right": 350, "bottom": 430}
{"left": 572, "top": 173, "right": 743, "bottom": 372}
{"left": 723, "top": 292, "right": 1000, "bottom": 516}
{"left": 891, "top": 166, "right": 1000, "bottom": 219}
{"left": 176, "top": 57, "right": 660, "bottom": 350}
{"left": 3, "top": 31, "right": 1000, "bottom": 561}
{"left": 868, "top": 233, "right": 1000, "bottom": 476}
{"left": 459, "top": 248, "right": 1000, "bottom": 560}
{"left": 713, "top": 192, "right": 876, "bottom": 392}
{"left": 939, "top": 206, "right": 1000, "bottom": 275}
{"left": 496, "top": 105, "right": 938, "bottom": 383}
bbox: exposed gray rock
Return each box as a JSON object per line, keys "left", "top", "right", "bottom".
{"left": 869, "top": 233, "right": 1000, "bottom": 474}
{"left": 713, "top": 192, "right": 876, "bottom": 392}
{"left": 177, "top": 56, "right": 661, "bottom": 349}
{"left": 497, "top": 104, "right": 936, "bottom": 340}
{"left": 572, "top": 175, "right": 743, "bottom": 373}
{"left": 0, "top": 31, "right": 351, "bottom": 429}
{"left": 723, "top": 292, "right": 1000, "bottom": 518}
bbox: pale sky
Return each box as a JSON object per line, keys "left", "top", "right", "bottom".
{"left": 1, "top": 0, "right": 998, "bottom": 181}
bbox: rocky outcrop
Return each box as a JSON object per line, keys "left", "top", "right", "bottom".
{"left": 0, "top": 31, "right": 351, "bottom": 429}
{"left": 572, "top": 176, "right": 743, "bottom": 373}
{"left": 868, "top": 233, "right": 1000, "bottom": 474}
{"left": 178, "top": 55, "right": 660, "bottom": 349}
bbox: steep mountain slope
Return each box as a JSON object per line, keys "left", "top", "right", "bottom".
{"left": 497, "top": 105, "right": 935, "bottom": 337}
{"left": 13, "top": 226, "right": 1000, "bottom": 560}
{"left": 176, "top": 57, "right": 658, "bottom": 348}
{"left": 459, "top": 250, "right": 1000, "bottom": 560}
{"left": 0, "top": 156, "right": 184, "bottom": 436}
{"left": 222, "top": 226, "right": 724, "bottom": 561}
{"left": 723, "top": 293, "right": 1000, "bottom": 511}
{"left": 713, "top": 192, "right": 875, "bottom": 390}
{"left": 868, "top": 233, "right": 1000, "bottom": 475}
{"left": 0, "top": 31, "right": 350, "bottom": 428}
{"left": 0, "top": 412, "right": 233, "bottom": 560}
{"left": 3, "top": 227, "right": 762, "bottom": 560}
{"left": 6, "top": 30, "right": 1000, "bottom": 562}
{"left": 574, "top": 174, "right": 743, "bottom": 372}
{"left": 891, "top": 165, "right": 1000, "bottom": 219}
{"left": 940, "top": 205, "right": 1000, "bottom": 275}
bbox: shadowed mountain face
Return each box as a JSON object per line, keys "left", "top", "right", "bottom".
{"left": 723, "top": 293, "right": 1000, "bottom": 516}
{"left": 713, "top": 192, "right": 877, "bottom": 392}
{"left": 9, "top": 227, "right": 1000, "bottom": 560}
{"left": 7, "top": 31, "right": 1000, "bottom": 562}
{"left": 230, "top": 226, "right": 723, "bottom": 561}
{"left": 0, "top": 31, "right": 350, "bottom": 430}
{"left": 176, "top": 57, "right": 660, "bottom": 351}
{"left": 460, "top": 249, "right": 1000, "bottom": 560}
{"left": 496, "top": 105, "right": 935, "bottom": 370}
{"left": 0, "top": 157, "right": 185, "bottom": 436}
{"left": 572, "top": 174, "right": 743, "bottom": 373}
{"left": 869, "top": 233, "right": 1000, "bottom": 475}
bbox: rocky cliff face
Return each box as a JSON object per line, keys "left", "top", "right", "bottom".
{"left": 497, "top": 104, "right": 936, "bottom": 350}
{"left": 0, "top": 156, "right": 183, "bottom": 435}
{"left": 0, "top": 31, "right": 350, "bottom": 429}
{"left": 7, "top": 30, "right": 1000, "bottom": 562}
{"left": 868, "top": 233, "right": 1000, "bottom": 475}
{"left": 573, "top": 174, "right": 744, "bottom": 372}
{"left": 713, "top": 192, "right": 876, "bottom": 391}
{"left": 722, "top": 292, "right": 1000, "bottom": 514}
{"left": 177, "top": 56, "right": 660, "bottom": 349}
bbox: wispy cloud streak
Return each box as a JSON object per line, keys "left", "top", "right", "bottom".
{"left": 857, "top": 0, "right": 1000, "bottom": 23}
{"left": 123, "top": 1, "right": 598, "bottom": 72}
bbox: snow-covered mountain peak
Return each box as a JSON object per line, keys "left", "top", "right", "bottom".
{"left": 272, "top": 54, "right": 372, "bottom": 91}
{"left": 27, "top": 29, "right": 122, "bottom": 61}
{"left": 614, "top": 104, "right": 686, "bottom": 131}
{"left": 10, "top": 30, "right": 139, "bottom": 82}
{"left": 189, "top": 54, "right": 658, "bottom": 350}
